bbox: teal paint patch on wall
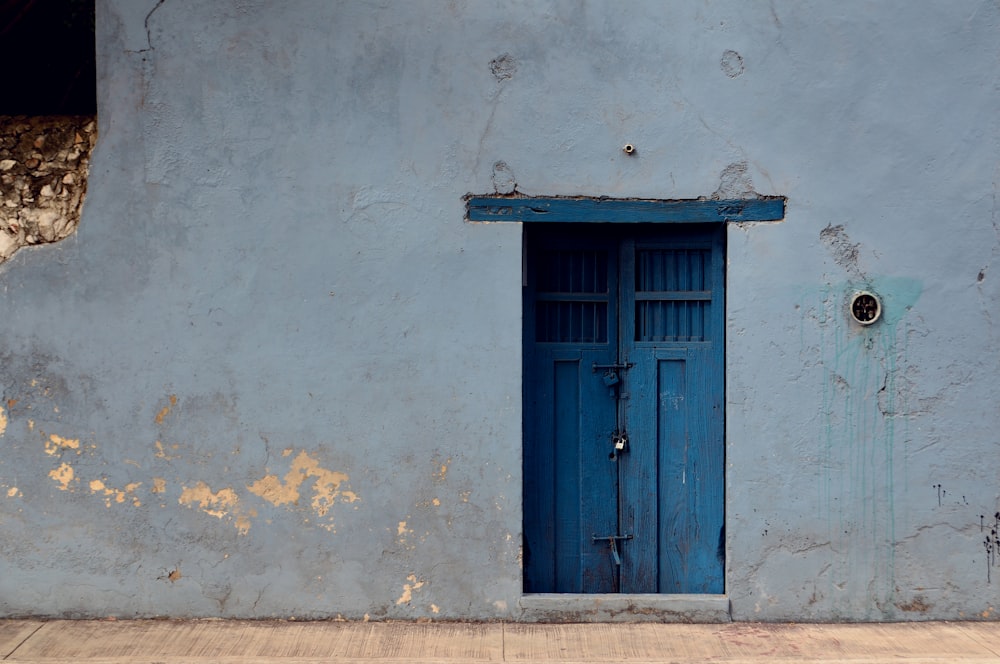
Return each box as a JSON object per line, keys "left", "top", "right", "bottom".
{"left": 811, "top": 277, "right": 922, "bottom": 619}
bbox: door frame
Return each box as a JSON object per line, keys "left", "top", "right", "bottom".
{"left": 466, "top": 195, "right": 787, "bottom": 619}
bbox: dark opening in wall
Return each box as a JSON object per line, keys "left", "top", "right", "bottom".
{"left": 0, "top": 0, "right": 96, "bottom": 115}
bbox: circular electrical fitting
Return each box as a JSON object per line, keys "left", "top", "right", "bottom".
{"left": 622, "top": 143, "right": 635, "bottom": 155}
{"left": 849, "top": 291, "right": 881, "bottom": 325}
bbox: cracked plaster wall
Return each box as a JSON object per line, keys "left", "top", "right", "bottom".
{"left": 0, "top": 0, "right": 998, "bottom": 622}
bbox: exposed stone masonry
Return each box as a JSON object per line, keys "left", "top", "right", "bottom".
{"left": 0, "top": 115, "right": 96, "bottom": 263}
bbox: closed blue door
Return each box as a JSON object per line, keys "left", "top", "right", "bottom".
{"left": 523, "top": 225, "right": 725, "bottom": 594}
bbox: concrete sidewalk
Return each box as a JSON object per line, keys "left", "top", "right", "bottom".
{"left": 2, "top": 619, "right": 1000, "bottom": 663}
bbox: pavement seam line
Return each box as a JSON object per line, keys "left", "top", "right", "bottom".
{"left": 3, "top": 622, "right": 45, "bottom": 660}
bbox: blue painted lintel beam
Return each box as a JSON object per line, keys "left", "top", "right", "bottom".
{"left": 466, "top": 196, "right": 786, "bottom": 223}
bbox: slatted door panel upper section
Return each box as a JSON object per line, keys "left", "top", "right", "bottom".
{"left": 535, "top": 249, "right": 609, "bottom": 343}
{"left": 635, "top": 247, "right": 712, "bottom": 342}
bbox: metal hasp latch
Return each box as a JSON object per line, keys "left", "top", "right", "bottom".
{"left": 593, "top": 361, "right": 633, "bottom": 397}
{"left": 592, "top": 361, "right": 633, "bottom": 373}
{"left": 592, "top": 534, "right": 633, "bottom": 566}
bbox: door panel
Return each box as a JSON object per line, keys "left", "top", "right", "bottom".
{"left": 523, "top": 231, "right": 619, "bottom": 593}
{"left": 524, "top": 224, "right": 724, "bottom": 594}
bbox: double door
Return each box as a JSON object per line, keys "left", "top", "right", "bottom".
{"left": 523, "top": 224, "right": 725, "bottom": 594}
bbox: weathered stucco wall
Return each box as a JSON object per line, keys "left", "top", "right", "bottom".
{"left": 0, "top": 0, "right": 997, "bottom": 621}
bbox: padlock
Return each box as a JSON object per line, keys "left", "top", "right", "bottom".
{"left": 602, "top": 371, "right": 620, "bottom": 387}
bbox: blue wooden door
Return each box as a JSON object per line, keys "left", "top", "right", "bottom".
{"left": 523, "top": 225, "right": 724, "bottom": 594}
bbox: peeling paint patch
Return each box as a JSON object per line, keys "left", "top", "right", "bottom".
{"left": 158, "top": 567, "right": 182, "bottom": 583}
{"left": 154, "top": 440, "right": 180, "bottom": 460}
{"left": 720, "top": 49, "right": 745, "bottom": 78}
{"left": 396, "top": 574, "right": 425, "bottom": 605}
{"left": 180, "top": 482, "right": 236, "bottom": 518}
{"left": 7, "top": 486, "right": 21, "bottom": 497}
{"left": 89, "top": 479, "right": 142, "bottom": 507}
{"left": 896, "top": 595, "right": 932, "bottom": 613}
{"left": 151, "top": 477, "right": 166, "bottom": 493}
{"left": 0, "top": 405, "right": 7, "bottom": 436}
{"left": 247, "top": 449, "right": 359, "bottom": 531}
{"left": 394, "top": 516, "right": 419, "bottom": 550}
{"left": 48, "top": 462, "right": 75, "bottom": 490}
{"left": 712, "top": 161, "right": 758, "bottom": 199}
{"left": 433, "top": 457, "right": 451, "bottom": 483}
{"left": 431, "top": 604, "right": 440, "bottom": 614}
{"left": 179, "top": 481, "right": 256, "bottom": 534}
{"left": 154, "top": 394, "right": 177, "bottom": 424}
{"left": 820, "top": 224, "right": 862, "bottom": 277}
{"left": 45, "top": 434, "right": 80, "bottom": 456}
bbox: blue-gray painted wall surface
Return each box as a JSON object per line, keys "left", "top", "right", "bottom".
{"left": 0, "top": 0, "right": 998, "bottom": 621}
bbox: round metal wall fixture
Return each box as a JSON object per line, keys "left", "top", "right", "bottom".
{"left": 849, "top": 291, "right": 881, "bottom": 325}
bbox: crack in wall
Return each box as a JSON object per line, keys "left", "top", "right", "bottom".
{"left": 125, "top": 0, "right": 168, "bottom": 54}
{"left": 144, "top": 0, "right": 167, "bottom": 51}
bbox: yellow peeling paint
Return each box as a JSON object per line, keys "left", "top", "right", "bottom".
{"left": 433, "top": 457, "right": 451, "bottom": 483}
{"left": 7, "top": 487, "right": 20, "bottom": 498}
{"left": 247, "top": 450, "right": 359, "bottom": 529}
{"left": 431, "top": 604, "right": 440, "bottom": 614}
{"left": 397, "top": 520, "right": 408, "bottom": 536}
{"left": 27, "top": 419, "right": 34, "bottom": 431}
{"left": 154, "top": 440, "right": 180, "bottom": 460}
{"left": 395, "top": 574, "right": 425, "bottom": 605}
{"left": 0, "top": 405, "right": 7, "bottom": 436}
{"left": 155, "top": 395, "right": 177, "bottom": 425}
{"left": 179, "top": 481, "right": 238, "bottom": 518}
{"left": 45, "top": 434, "right": 80, "bottom": 456}
{"left": 49, "top": 462, "right": 75, "bottom": 490}
{"left": 151, "top": 477, "right": 166, "bottom": 493}
{"left": 88, "top": 479, "right": 142, "bottom": 507}
{"left": 432, "top": 498, "right": 441, "bottom": 506}
{"left": 233, "top": 513, "right": 253, "bottom": 534}
{"left": 179, "top": 481, "right": 255, "bottom": 535}
{"left": 282, "top": 448, "right": 293, "bottom": 457}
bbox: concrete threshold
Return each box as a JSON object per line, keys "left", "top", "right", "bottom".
{"left": 2, "top": 619, "right": 1000, "bottom": 663}
{"left": 518, "top": 593, "right": 730, "bottom": 622}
